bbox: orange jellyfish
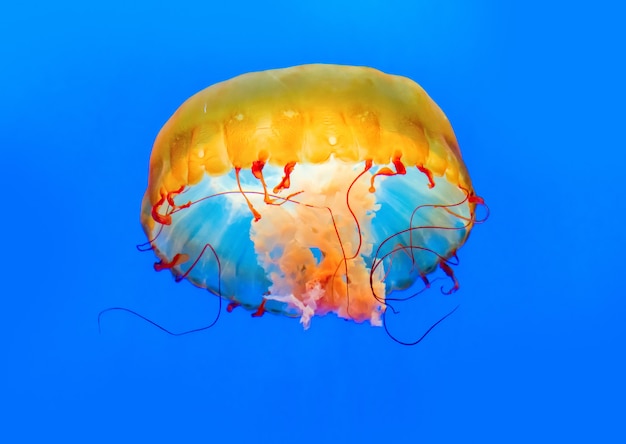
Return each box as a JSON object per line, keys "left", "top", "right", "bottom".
{"left": 141, "top": 64, "right": 485, "bottom": 331}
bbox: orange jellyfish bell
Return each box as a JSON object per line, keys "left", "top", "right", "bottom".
{"left": 141, "top": 64, "right": 485, "bottom": 329}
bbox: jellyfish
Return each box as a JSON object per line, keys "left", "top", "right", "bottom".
{"left": 141, "top": 64, "right": 485, "bottom": 330}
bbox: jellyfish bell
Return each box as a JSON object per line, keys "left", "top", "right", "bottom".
{"left": 141, "top": 64, "right": 485, "bottom": 330}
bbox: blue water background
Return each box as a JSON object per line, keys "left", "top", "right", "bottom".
{"left": 1, "top": 1, "right": 624, "bottom": 442}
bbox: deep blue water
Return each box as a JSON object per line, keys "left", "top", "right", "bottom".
{"left": 2, "top": 1, "right": 624, "bottom": 442}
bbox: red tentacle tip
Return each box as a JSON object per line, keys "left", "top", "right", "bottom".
{"left": 166, "top": 185, "right": 187, "bottom": 207}
{"left": 226, "top": 302, "right": 240, "bottom": 313}
{"left": 439, "top": 261, "right": 460, "bottom": 295}
{"left": 151, "top": 208, "right": 172, "bottom": 225}
{"left": 151, "top": 195, "right": 172, "bottom": 225}
{"left": 251, "top": 299, "right": 267, "bottom": 317}
{"left": 417, "top": 165, "right": 435, "bottom": 189}
{"left": 251, "top": 160, "right": 266, "bottom": 180}
{"left": 273, "top": 161, "right": 297, "bottom": 193}
{"left": 469, "top": 195, "right": 485, "bottom": 205}
{"left": 392, "top": 155, "right": 406, "bottom": 175}
{"left": 154, "top": 253, "right": 189, "bottom": 272}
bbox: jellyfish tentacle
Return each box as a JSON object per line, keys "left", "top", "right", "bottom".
{"left": 251, "top": 299, "right": 267, "bottom": 317}
{"left": 151, "top": 193, "right": 171, "bottom": 225}
{"left": 235, "top": 167, "right": 262, "bottom": 221}
{"left": 154, "top": 253, "right": 189, "bottom": 272}
{"left": 166, "top": 185, "right": 191, "bottom": 209}
{"left": 439, "top": 260, "right": 459, "bottom": 294}
{"left": 226, "top": 301, "right": 240, "bottom": 312}
{"left": 417, "top": 165, "right": 436, "bottom": 188}
{"left": 251, "top": 159, "right": 274, "bottom": 204}
{"left": 344, "top": 159, "right": 373, "bottom": 260}
{"left": 151, "top": 186, "right": 191, "bottom": 225}
{"left": 173, "top": 243, "right": 221, "bottom": 297}
{"left": 369, "top": 153, "right": 406, "bottom": 192}
{"left": 273, "top": 161, "right": 297, "bottom": 193}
